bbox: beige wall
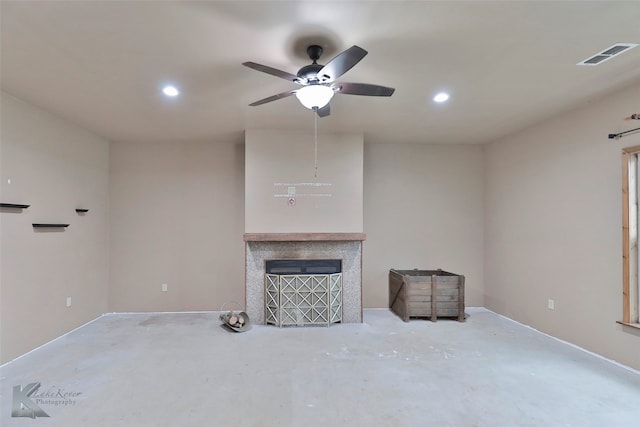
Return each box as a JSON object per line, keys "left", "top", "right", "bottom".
{"left": 245, "top": 130, "right": 363, "bottom": 233}
{"left": 109, "top": 140, "right": 245, "bottom": 312}
{"left": 484, "top": 82, "right": 640, "bottom": 370}
{"left": 0, "top": 93, "right": 110, "bottom": 363}
{"left": 5, "top": 83, "right": 639, "bottom": 372}
{"left": 363, "top": 143, "right": 484, "bottom": 308}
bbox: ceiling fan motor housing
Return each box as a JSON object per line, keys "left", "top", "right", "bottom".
{"left": 296, "top": 45, "right": 330, "bottom": 83}
{"left": 297, "top": 63, "right": 324, "bottom": 83}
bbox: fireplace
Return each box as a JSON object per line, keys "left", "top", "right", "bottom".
{"left": 244, "top": 233, "right": 365, "bottom": 324}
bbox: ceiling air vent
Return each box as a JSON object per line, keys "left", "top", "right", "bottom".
{"left": 577, "top": 43, "right": 638, "bottom": 66}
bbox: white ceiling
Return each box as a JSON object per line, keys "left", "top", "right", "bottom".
{"left": 1, "top": 1, "right": 639, "bottom": 145}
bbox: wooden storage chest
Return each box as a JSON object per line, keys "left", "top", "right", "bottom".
{"left": 389, "top": 269, "right": 465, "bottom": 322}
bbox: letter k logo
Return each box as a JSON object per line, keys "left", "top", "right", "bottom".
{"left": 12, "top": 383, "right": 50, "bottom": 418}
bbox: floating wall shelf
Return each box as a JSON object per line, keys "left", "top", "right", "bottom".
{"left": 75, "top": 209, "right": 89, "bottom": 213}
{"left": 32, "top": 224, "right": 70, "bottom": 228}
{"left": 1, "top": 203, "right": 30, "bottom": 209}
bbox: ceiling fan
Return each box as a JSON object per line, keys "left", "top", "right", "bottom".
{"left": 243, "top": 45, "right": 395, "bottom": 117}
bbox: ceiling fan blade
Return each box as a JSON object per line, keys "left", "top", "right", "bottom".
{"left": 334, "top": 82, "right": 395, "bottom": 97}
{"left": 317, "top": 45, "right": 367, "bottom": 82}
{"left": 249, "top": 90, "right": 297, "bottom": 106}
{"left": 243, "top": 62, "right": 301, "bottom": 83}
{"left": 316, "top": 104, "right": 331, "bottom": 117}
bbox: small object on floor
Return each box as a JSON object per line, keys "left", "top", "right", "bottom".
{"left": 220, "top": 301, "right": 251, "bottom": 332}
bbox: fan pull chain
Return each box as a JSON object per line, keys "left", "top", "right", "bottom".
{"left": 314, "top": 111, "right": 318, "bottom": 178}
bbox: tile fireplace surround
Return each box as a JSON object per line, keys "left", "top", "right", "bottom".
{"left": 244, "top": 233, "right": 365, "bottom": 324}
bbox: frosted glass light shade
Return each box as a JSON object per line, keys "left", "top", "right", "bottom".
{"left": 295, "top": 85, "right": 334, "bottom": 109}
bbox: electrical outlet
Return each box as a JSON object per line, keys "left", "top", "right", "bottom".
{"left": 162, "top": 283, "right": 168, "bottom": 292}
{"left": 66, "top": 297, "right": 72, "bottom": 307}
{"left": 547, "top": 299, "right": 555, "bottom": 310}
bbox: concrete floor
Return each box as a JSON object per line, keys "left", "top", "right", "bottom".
{"left": 1, "top": 308, "right": 639, "bottom": 427}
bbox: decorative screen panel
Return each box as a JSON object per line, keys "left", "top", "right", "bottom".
{"left": 265, "top": 273, "right": 342, "bottom": 327}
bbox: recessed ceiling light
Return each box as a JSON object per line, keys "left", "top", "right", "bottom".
{"left": 162, "top": 85, "right": 179, "bottom": 97}
{"left": 433, "top": 92, "right": 450, "bottom": 103}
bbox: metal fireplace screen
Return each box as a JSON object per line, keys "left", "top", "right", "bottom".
{"left": 265, "top": 270, "right": 342, "bottom": 327}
